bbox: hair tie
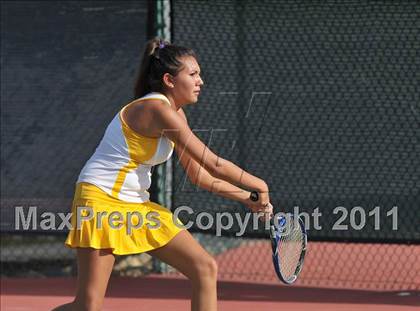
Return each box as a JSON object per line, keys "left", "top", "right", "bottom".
{"left": 159, "top": 42, "right": 165, "bottom": 49}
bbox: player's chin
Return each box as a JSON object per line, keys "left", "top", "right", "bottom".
{"left": 190, "top": 93, "right": 200, "bottom": 103}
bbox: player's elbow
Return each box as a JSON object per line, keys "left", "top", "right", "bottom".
{"left": 205, "top": 158, "right": 227, "bottom": 180}
{"left": 188, "top": 174, "right": 200, "bottom": 186}
{"left": 188, "top": 169, "right": 213, "bottom": 189}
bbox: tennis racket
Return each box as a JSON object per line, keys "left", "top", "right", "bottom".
{"left": 269, "top": 213, "right": 307, "bottom": 284}
{"left": 249, "top": 191, "right": 307, "bottom": 284}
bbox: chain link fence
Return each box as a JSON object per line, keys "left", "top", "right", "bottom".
{"left": 1, "top": 0, "right": 419, "bottom": 291}
{"left": 169, "top": 0, "right": 420, "bottom": 289}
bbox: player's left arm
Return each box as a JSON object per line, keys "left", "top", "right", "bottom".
{"left": 174, "top": 109, "right": 252, "bottom": 205}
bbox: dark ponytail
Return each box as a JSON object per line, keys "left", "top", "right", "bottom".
{"left": 134, "top": 37, "right": 197, "bottom": 99}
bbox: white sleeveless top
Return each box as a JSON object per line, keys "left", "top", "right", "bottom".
{"left": 77, "top": 93, "right": 174, "bottom": 203}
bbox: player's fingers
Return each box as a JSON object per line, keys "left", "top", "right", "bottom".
{"left": 263, "top": 203, "right": 273, "bottom": 219}
{"left": 259, "top": 203, "right": 273, "bottom": 213}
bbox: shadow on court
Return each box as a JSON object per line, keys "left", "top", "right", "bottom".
{"left": 1, "top": 276, "right": 419, "bottom": 307}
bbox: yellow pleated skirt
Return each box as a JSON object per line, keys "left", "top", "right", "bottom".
{"left": 65, "top": 182, "right": 184, "bottom": 255}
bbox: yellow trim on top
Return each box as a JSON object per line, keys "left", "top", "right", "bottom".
{"left": 111, "top": 94, "right": 173, "bottom": 199}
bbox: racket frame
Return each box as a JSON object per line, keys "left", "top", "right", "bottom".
{"left": 269, "top": 214, "right": 307, "bottom": 284}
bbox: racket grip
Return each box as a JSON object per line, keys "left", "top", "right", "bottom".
{"left": 249, "top": 190, "right": 259, "bottom": 202}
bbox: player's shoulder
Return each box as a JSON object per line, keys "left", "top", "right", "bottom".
{"left": 132, "top": 97, "right": 172, "bottom": 116}
{"left": 129, "top": 98, "right": 188, "bottom": 124}
{"left": 137, "top": 97, "right": 169, "bottom": 108}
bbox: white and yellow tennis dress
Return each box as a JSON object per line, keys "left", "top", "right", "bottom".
{"left": 65, "top": 92, "right": 184, "bottom": 255}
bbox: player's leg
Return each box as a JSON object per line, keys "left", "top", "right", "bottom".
{"left": 148, "top": 230, "right": 218, "bottom": 311}
{"left": 52, "top": 248, "right": 115, "bottom": 311}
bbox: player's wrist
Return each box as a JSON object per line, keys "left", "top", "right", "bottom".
{"left": 254, "top": 180, "right": 269, "bottom": 193}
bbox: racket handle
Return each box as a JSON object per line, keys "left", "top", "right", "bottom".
{"left": 249, "top": 190, "right": 259, "bottom": 202}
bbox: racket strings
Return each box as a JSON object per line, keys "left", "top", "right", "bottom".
{"left": 277, "top": 221, "right": 304, "bottom": 279}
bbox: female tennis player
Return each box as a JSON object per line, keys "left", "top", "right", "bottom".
{"left": 53, "top": 38, "right": 272, "bottom": 311}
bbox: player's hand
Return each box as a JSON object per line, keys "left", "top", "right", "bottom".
{"left": 244, "top": 190, "right": 273, "bottom": 216}
{"left": 258, "top": 202, "right": 274, "bottom": 222}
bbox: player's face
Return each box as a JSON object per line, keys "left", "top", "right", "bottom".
{"left": 172, "top": 56, "right": 203, "bottom": 104}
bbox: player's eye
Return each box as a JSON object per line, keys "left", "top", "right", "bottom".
{"left": 190, "top": 71, "right": 201, "bottom": 76}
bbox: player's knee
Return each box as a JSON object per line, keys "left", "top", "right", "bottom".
{"left": 192, "top": 256, "right": 218, "bottom": 282}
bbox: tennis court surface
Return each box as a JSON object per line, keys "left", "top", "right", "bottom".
{"left": 2, "top": 241, "right": 419, "bottom": 310}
